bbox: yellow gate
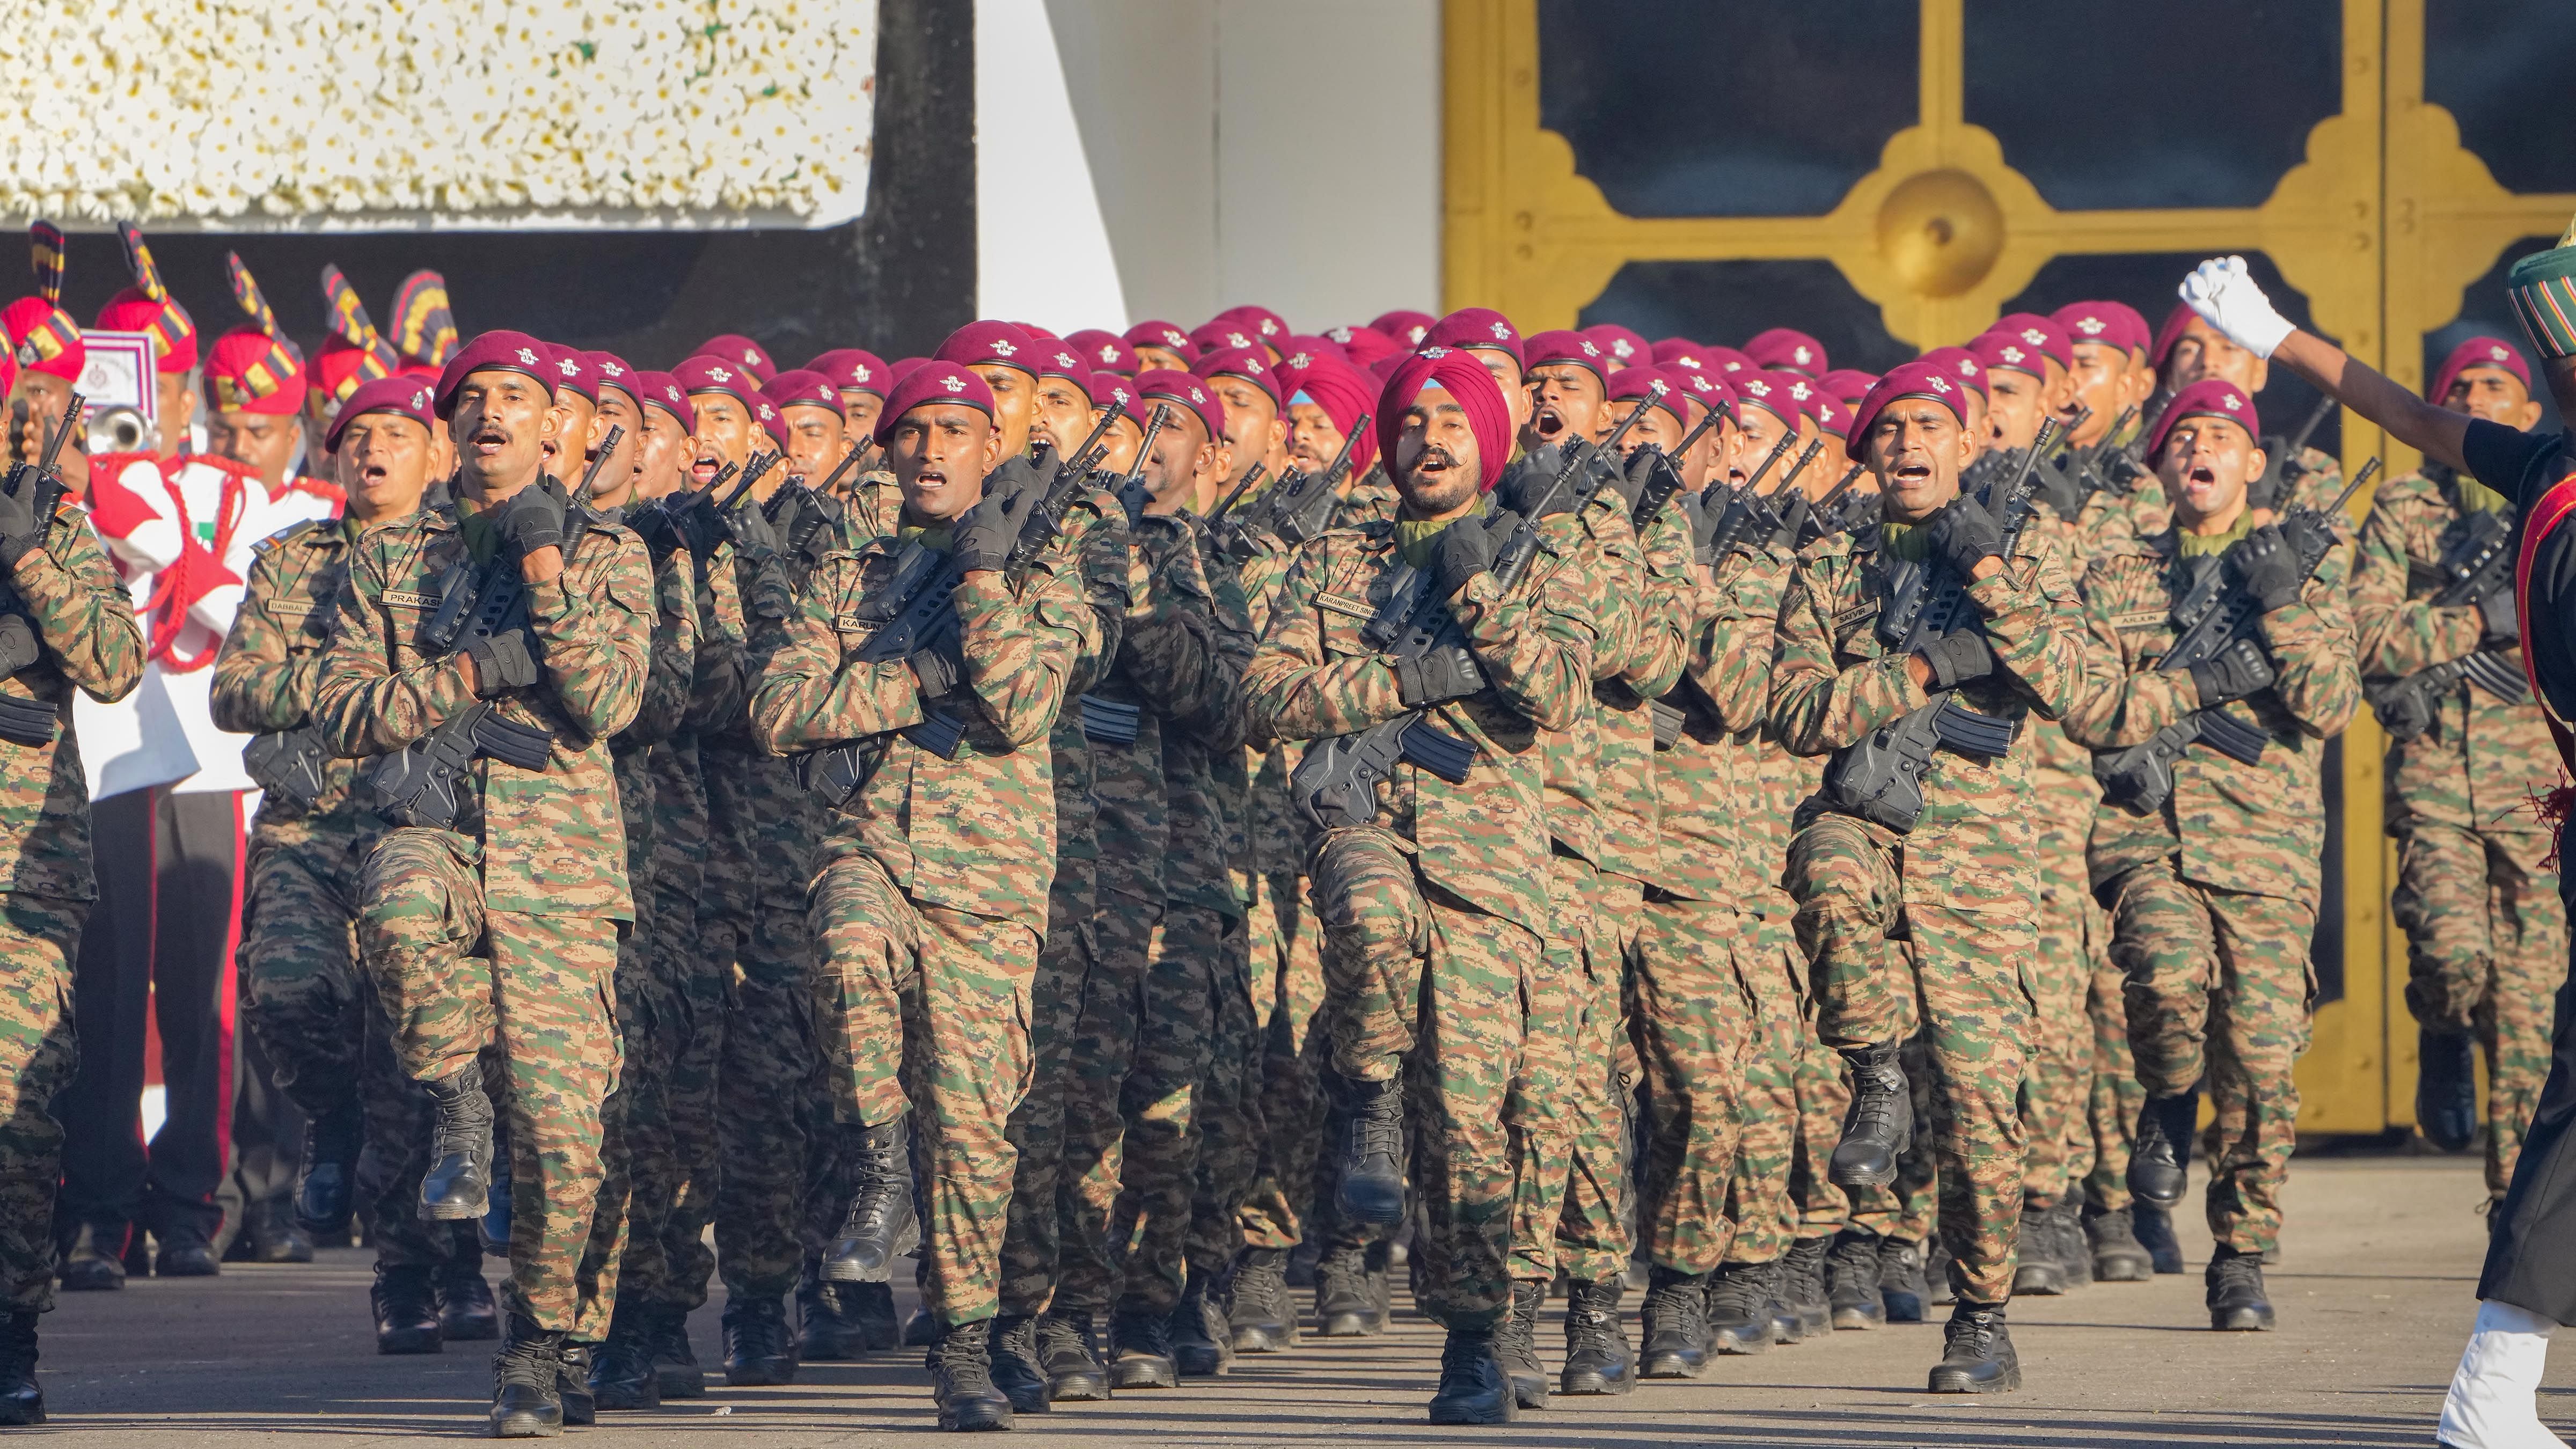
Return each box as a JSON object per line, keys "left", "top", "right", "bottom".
{"left": 1443, "top": 0, "right": 2576, "bottom": 1131}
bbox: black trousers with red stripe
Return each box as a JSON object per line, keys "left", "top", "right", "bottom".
{"left": 54, "top": 787, "right": 242, "bottom": 1250}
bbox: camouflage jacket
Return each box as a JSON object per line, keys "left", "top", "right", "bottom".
{"left": 680, "top": 538, "right": 748, "bottom": 735}
{"left": 1534, "top": 492, "right": 1628, "bottom": 868}
{"left": 312, "top": 499, "right": 655, "bottom": 918}
{"left": 748, "top": 535, "right": 1086, "bottom": 933}
{"left": 1592, "top": 497, "right": 1696, "bottom": 885}
{"left": 2065, "top": 526, "right": 2360, "bottom": 899}
{"left": 1161, "top": 519, "right": 1258, "bottom": 917}
{"left": 1655, "top": 538, "right": 1789, "bottom": 904}
{"left": 846, "top": 469, "right": 902, "bottom": 541}
{"left": 212, "top": 517, "right": 364, "bottom": 833}
{"left": 0, "top": 497, "right": 144, "bottom": 901}
{"left": 2352, "top": 465, "right": 2553, "bottom": 854}
{"left": 1088, "top": 511, "right": 1235, "bottom": 907}
{"left": 1767, "top": 516, "right": 2090, "bottom": 836}
{"left": 2019, "top": 512, "right": 2113, "bottom": 846}
{"left": 1243, "top": 511, "right": 1595, "bottom": 931}
{"left": 614, "top": 526, "right": 701, "bottom": 757}
{"left": 1051, "top": 486, "right": 1133, "bottom": 877}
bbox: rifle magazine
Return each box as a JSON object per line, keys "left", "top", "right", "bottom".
{"left": 1397, "top": 716, "right": 1479, "bottom": 785}
{"left": 2193, "top": 707, "right": 2271, "bottom": 766}
{"left": 904, "top": 709, "right": 971, "bottom": 760}
{"left": 1077, "top": 693, "right": 1142, "bottom": 747}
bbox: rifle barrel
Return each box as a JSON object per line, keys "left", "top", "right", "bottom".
{"left": 1122, "top": 405, "right": 1173, "bottom": 488}
{"left": 1739, "top": 431, "right": 1797, "bottom": 495}
{"left": 33, "top": 393, "right": 83, "bottom": 479}
{"left": 2326, "top": 457, "right": 2381, "bottom": 517}
{"left": 2284, "top": 393, "right": 2338, "bottom": 458}
{"left": 1209, "top": 463, "right": 1268, "bottom": 524}
{"left": 572, "top": 425, "right": 625, "bottom": 499}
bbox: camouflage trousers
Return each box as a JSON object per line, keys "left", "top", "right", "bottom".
{"left": 357, "top": 827, "right": 622, "bottom": 1336}
{"left": 237, "top": 825, "right": 365, "bottom": 1123}
{"left": 1054, "top": 888, "right": 1158, "bottom": 1315}
{"left": 1311, "top": 825, "right": 1536, "bottom": 1331}
{"left": 1183, "top": 909, "right": 1260, "bottom": 1283}
{"left": 2106, "top": 862, "right": 2314, "bottom": 1256}
{"left": 997, "top": 861, "right": 1094, "bottom": 1317}
{"left": 1725, "top": 912, "right": 1804, "bottom": 1267}
{"left": 1545, "top": 869, "right": 1637, "bottom": 1287}
{"left": 808, "top": 850, "right": 1037, "bottom": 1326}
{"left": 1239, "top": 869, "right": 1328, "bottom": 1252}
{"left": 1629, "top": 890, "right": 1752, "bottom": 1275}
{"left": 638, "top": 736, "right": 723, "bottom": 1312}
{"left": 581, "top": 745, "right": 672, "bottom": 1312}
{"left": 2392, "top": 822, "right": 2567, "bottom": 1197}
{"left": 1788, "top": 812, "right": 2034, "bottom": 1307}
{"left": 1504, "top": 853, "right": 1611, "bottom": 1284}
{"left": 2021, "top": 824, "right": 2102, "bottom": 1212}
{"left": 0, "top": 896, "right": 84, "bottom": 1313}
{"left": 2081, "top": 945, "right": 2142, "bottom": 1214}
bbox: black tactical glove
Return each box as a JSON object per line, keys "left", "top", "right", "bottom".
{"left": 0, "top": 472, "right": 43, "bottom": 569}
{"left": 2231, "top": 523, "right": 2303, "bottom": 613}
{"left": 1431, "top": 512, "right": 1506, "bottom": 596}
{"left": 489, "top": 478, "right": 568, "bottom": 558}
{"left": 2481, "top": 589, "right": 2520, "bottom": 647}
{"left": 949, "top": 488, "right": 1029, "bottom": 574}
{"left": 1394, "top": 643, "right": 1484, "bottom": 707}
{"left": 2188, "top": 635, "right": 2276, "bottom": 707}
{"left": 1916, "top": 627, "right": 1994, "bottom": 692}
{"left": 1924, "top": 490, "right": 2004, "bottom": 577}
{"left": 1608, "top": 445, "right": 1659, "bottom": 511}
{"left": 1495, "top": 448, "right": 1563, "bottom": 518}
{"left": 726, "top": 489, "right": 783, "bottom": 557}
{"left": 909, "top": 629, "right": 968, "bottom": 698}
{"left": 0, "top": 614, "right": 38, "bottom": 676}
{"left": 465, "top": 628, "right": 541, "bottom": 697}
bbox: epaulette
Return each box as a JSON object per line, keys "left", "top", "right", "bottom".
{"left": 251, "top": 517, "right": 332, "bottom": 554}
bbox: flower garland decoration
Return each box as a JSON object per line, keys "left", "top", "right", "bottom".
{"left": 0, "top": 0, "right": 876, "bottom": 224}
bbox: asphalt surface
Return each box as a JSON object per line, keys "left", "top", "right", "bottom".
{"left": 28, "top": 1155, "right": 2551, "bottom": 1446}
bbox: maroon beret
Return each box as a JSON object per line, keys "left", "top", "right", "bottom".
{"left": 806, "top": 348, "right": 890, "bottom": 397}
{"left": 1701, "top": 344, "right": 1757, "bottom": 378}
{"left": 1970, "top": 329, "right": 2048, "bottom": 382}
{"left": 1523, "top": 329, "right": 1611, "bottom": 382}
{"left": 1665, "top": 362, "right": 1737, "bottom": 423}
{"left": 1650, "top": 337, "right": 1706, "bottom": 367}
{"left": 1990, "top": 312, "right": 2073, "bottom": 371}
{"left": 2431, "top": 336, "right": 2531, "bottom": 404}
{"left": 1847, "top": 359, "right": 1970, "bottom": 446}
{"left": 543, "top": 341, "right": 599, "bottom": 404}
{"left": 1744, "top": 327, "right": 1828, "bottom": 376}
{"left": 673, "top": 353, "right": 764, "bottom": 411}
{"left": 586, "top": 350, "right": 642, "bottom": 410}
{"left": 763, "top": 368, "right": 843, "bottom": 415}
{"left": 1606, "top": 366, "right": 1687, "bottom": 430}
{"left": 632, "top": 370, "right": 694, "bottom": 433}
{"left": 325, "top": 374, "right": 439, "bottom": 452}
{"left": 1424, "top": 308, "right": 1524, "bottom": 369}
{"left": 2152, "top": 303, "right": 2200, "bottom": 369}
{"left": 1066, "top": 329, "right": 1137, "bottom": 375}
{"left": 1582, "top": 323, "right": 1651, "bottom": 368}
{"left": 1035, "top": 340, "right": 1092, "bottom": 384}
{"left": 935, "top": 320, "right": 1042, "bottom": 376}
{"left": 1278, "top": 334, "right": 1349, "bottom": 372}
{"left": 1817, "top": 369, "right": 1878, "bottom": 409}
{"left": 1194, "top": 345, "right": 1281, "bottom": 411}
{"left": 1124, "top": 320, "right": 1195, "bottom": 360}
{"left": 1919, "top": 346, "right": 1987, "bottom": 396}
{"left": 873, "top": 362, "right": 998, "bottom": 445}
{"left": 1732, "top": 370, "right": 1806, "bottom": 430}
{"left": 2053, "top": 301, "right": 2146, "bottom": 356}
{"left": 434, "top": 330, "right": 556, "bottom": 419}
{"left": 1324, "top": 324, "right": 1402, "bottom": 368}
{"left": 1134, "top": 367, "right": 1225, "bottom": 444}
{"left": 1370, "top": 310, "right": 1436, "bottom": 347}
{"left": 2144, "top": 379, "right": 2260, "bottom": 460}
{"left": 890, "top": 357, "right": 928, "bottom": 384}
{"left": 1092, "top": 373, "right": 1137, "bottom": 415}
{"left": 1189, "top": 317, "right": 1267, "bottom": 359}
{"left": 1219, "top": 304, "right": 1289, "bottom": 342}
{"left": 695, "top": 333, "right": 773, "bottom": 381}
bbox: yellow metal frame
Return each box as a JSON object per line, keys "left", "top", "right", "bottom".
{"left": 1445, "top": 0, "right": 2572, "bottom": 1131}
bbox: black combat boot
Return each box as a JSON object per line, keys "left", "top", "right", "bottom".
{"left": 1928, "top": 1301, "right": 2019, "bottom": 1393}
{"left": 1426, "top": 1324, "right": 1515, "bottom": 1425}
{"left": 372, "top": 1263, "right": 444, "bottom": 1355}
{"left": 588, "top": 1307, "right": 661, "bottom": 1411}
{"left": 2013, "top": 1201, "right": 2066, "bottom": 1296}
{"left": 439, "top": 1265, "right": 501, "bottom": 1342}
{"left": 1636, "top": 1265, "right": 1711, "bottom": 1379}
{"left": 904, "top": 1307, "right": 939, "bottom": 1346}
{"left": 1559, "top": 1277, "right": 1633, "bottom": 1396}
{"left": 480, "top": 1118, "right": 512, "bottom": 1257}
{"left": 927, "top": 1318, "right": 1014, "bottom": 1431}
{"left": 1037, "top": 1308, "right": 1109, "bottom": 1402}
{"left": 421, "top": 1064, "right": 494, "bottom": 1221}
{"left": 1227, "top": 1248, "right": 1297, "bottom": 1352}
{"left": 985, "top": 1313, "right": 1050, "bottom": 1414}
{"left": 2132, "top": 1201, "right": 2185, "bottom": 1274}
{"left": 294, "top": 1096, "right": 363, "bottom": 1235}
{"left": 1495, "top": 1280, "right": 1547, "bottom": 1408}
{"left": 1335, "top": 1077, "right": 1406, "bottom": 1227}
{"left": 2054, "top": 1201, "right": 2095, "bottom": 1287}
{"left": 2126, "top": 1092, "right": 2196, "bottom": 1209}
{"left": 844, "top": 1280, "right": 899, "bottom": 1351}
{"left": 1780, "top": 1237, "right": 1831, "bottom": 1336}
{"left": 721, "top": 1293, "right": 798, "bottom": 1386}
{"left": 1170, "top": 1270, "right": 1231, "bottom": 1377}
{"left": 1314, "top": 1243, "right": 1384, "bottom": 1337}
{"left": 1828, "top": 1040, "right": 1913, "bottom": 1189}
{"left": 56, "top": 1224, "right": 124, "bottom": 1292}
{"left": 2085, "top": 1205, "right": 2154, "bottom": 1282}
{"left": 490, "top": 1315, "right": 566, "bottom": 1438}
{"left": 1878, "top": 1238, "right": 1928, "bottom": 1323}
{"left": 823, "top": 1118, "right": 919, "bottom": 1283}
{"left": 554, "top": 1341, "right": 596, "bottom": 1426}
{"left": 1107, "top": 1306, "right": 1177, "bottom": 1389}
{"left": 1764, "top": 1255, "right": 1809, "bottom": 1343}
{"left": 1702, "top": 1260, "right": 1775, "bottom": 1354}
{"left": 2206, "top": 1245, "right": 2276, "bottom": 1331}
{"left": 0, "top": 1312, "right": 39, "bottom": 1425}
{"left": 2419, "top": 1027, "right": 2481, "bottom": 1153}
{"left": 1827, "top": 1228, "right": 1886, "bottom": 1329}
{"left": 647, "top": 1304, "right": 705, "bottom": 1399}
{"left": 796, "top": 1263, "right": 866, "bottom": 1362}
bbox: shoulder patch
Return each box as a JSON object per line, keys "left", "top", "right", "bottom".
{"left": 253, "top": 517, "right": 330, "bottom": 553}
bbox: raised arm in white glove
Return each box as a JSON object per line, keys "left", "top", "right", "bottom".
{"left": 2178, "top": 256, "right": 2296, "bottom": 360}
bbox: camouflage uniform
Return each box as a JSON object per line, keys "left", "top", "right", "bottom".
{"left": 312, "top": 497, "right": 654, "bottom": 1336}
{"left": 2352, "top": 466, "right": 2564, "bottom": 1196}
{"left": 2067, "top": 524, "right": 2359, "bottom": 1256}
{"left": 748, "top": 533, "right": 1086, "bottom": 1327}
{"left": 1242, "top": 506, "right": 1596, "bottom": 1330}
{"left": 997, "top": 485, "right": 1129, "bottom": 1317}
{"left": 0, "top": 499, "right": 143, "bottom": 1312}
{"left": 579, "top": 528, "right": 699, "bottom": 1309}
{"left": 1770, "top": 519, "right": 2090, "bottom": 1306}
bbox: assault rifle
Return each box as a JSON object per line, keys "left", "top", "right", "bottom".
{"left": 794, "top": 404, "right": 1125, "bottom": 806}
{"left": 1203, "top": 465, "right": 1270, "bottom": 563}
{"left": 1289, "top": 386, "right": 1665, "bottom": 831}
{"left": 0, "top": 395, "right": 83, "bottom": 746}
{"left": 2250, "top": 394, "right": 2337, "bottom": 511}
{"left": 2095, "top": 459, "right": 2378, "bottom": 809}
{"left": 2366, "top": 499, "right": 2524, "bottom": 741}
{"left": 1630, "top": 400, "right": 1729, "bottom": 531}
{"left": 1693, "top": 433, "right": 1800, "bottom": 564}
{"left": 1115, "top": 404, "right": 1176, "bottom": 523}
{"left": 1229, "top": 411, "right": 1371, "bottom": 555}
{"left": 1794, "top": 464, "right": 1872, "bottom": 549}
{"left": 1817, "top": 420, "right": 2063, "bottom": 832}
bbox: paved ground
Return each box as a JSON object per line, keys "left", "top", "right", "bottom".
{"left": 28, "top": 1156, "right": 2558, "bottom": 1445}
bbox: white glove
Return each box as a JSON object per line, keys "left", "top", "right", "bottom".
{"left": 2178, "top": 256, "right": 2295, "bottom": 360}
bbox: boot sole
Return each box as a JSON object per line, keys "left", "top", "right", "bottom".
{"left": 490, "top": 1409, "right": 565, "bottom": 1437}
{"left": 1318, "top": 1313, "right": 1384, "bottom": 1337}
{"left": 1928, "top": 1363, "right": 2023, "bottom": 1394}
{"left": 0, "top": 1402, "right": 40, "bottom": 1426}
{"left": 377, "top": 1327, "right": 443, "bottom": 1355}
{"left": 1429, "top": 1396, "right": 1516, "bottom": 1425}
{"left": 2092, "top": 1255, "right": 2153, "bottom": 1283}
{"left": 1637, "top": 1355, "right": 1708, "bottom": 1380}
{"left": 1175, "top": 1350, "right": 1229, "bottom": 1377}
{"left": 821, "top": 1221, "right": 922, "bottom": 1284}
{"left": 1046, "top": 1371, "right": 1110, "bottom": 1402}
{"left": 2125, "top": 1179, "right": 2188, "bottom": 1211}
{"left": 1832, "top": 1306, "right": 1886, "bottom": 1330}
{"left": 997, "top": 1385, "right": 1051, "bottom": 1414}
{"left": 56, "top": 1267, "right": 123, "bottom": 1292}
{"left": 419, "top": 1191, "right": 489, "bottom": 1221}
{"left": 1109, "top": 1359, "right": 1178, "bottom": 1390}
{"left": 1231, "top": 1323, "right": 1298, "bottom": 1352}
{"left": 655, "top": 1365, "right": 706, "bottom": 1399}
{"left": 2012, "top": 1267, "right": 2065, "bottom": 1297}
{"left": 1558, "top": 1367, "right": 1634, "bottom": 1395}
{"left": 2212, "top": 1307, "right": 2275, "bottom": 1331}
{"left": 939, "top": 1402, "right": 1015, "bottom": 1431}
{"left": 723, "top": 1362, "right": 797, "bottom": 1387}
{"left": 1712, "top": 1327, "right": 1773, "bottom": 1355}
{"left": 590, "top": 1385, "right": 660, "bottom": 1411}
{"left": 1507, "top": 1371, "right": 1548, "bottom": 1409}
